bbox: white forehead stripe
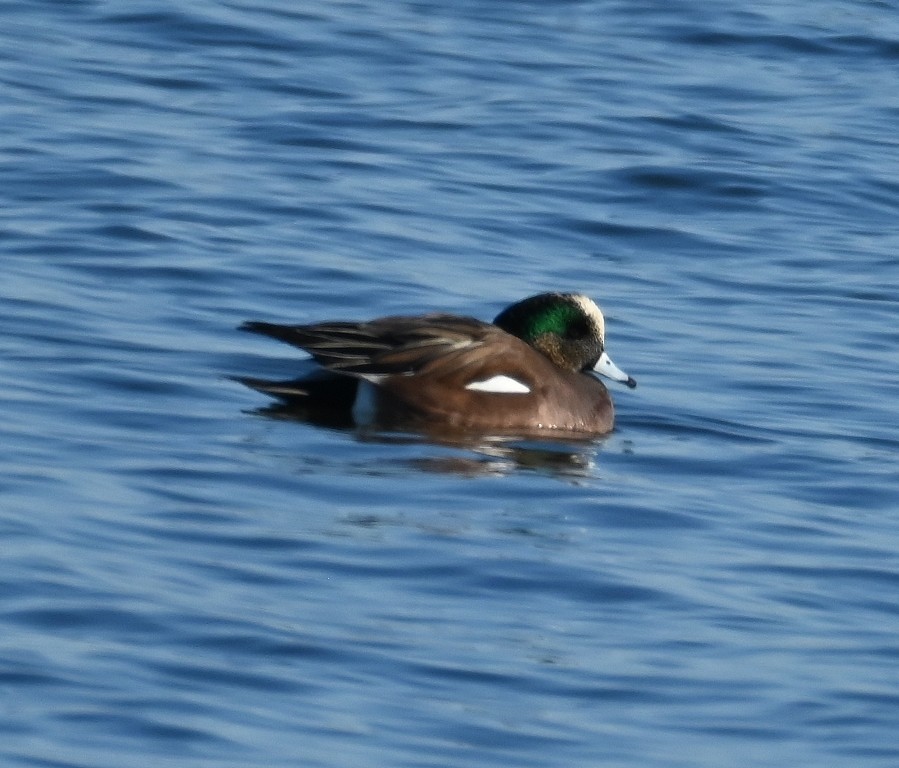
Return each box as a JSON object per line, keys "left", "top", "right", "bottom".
{"left": 572, "top": 295, "right": 605, "bottom": 340}
{"left": 465, "top": 375, "right": 531, "bottom": 394}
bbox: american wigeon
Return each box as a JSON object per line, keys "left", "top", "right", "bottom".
{"left": 237, "top": 292, "right": 636, "bottom": 436}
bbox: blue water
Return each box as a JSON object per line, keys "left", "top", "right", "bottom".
{"left": 3, "top": 1, "right": 899, "bottom": 766}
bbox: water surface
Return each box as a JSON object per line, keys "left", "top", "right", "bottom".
{"left": 2, "top": 2, "right": 899, "bottom": 767}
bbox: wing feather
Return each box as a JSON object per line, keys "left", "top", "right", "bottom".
{"left": 240, "top": 315, "right": 491, "bottom": 377}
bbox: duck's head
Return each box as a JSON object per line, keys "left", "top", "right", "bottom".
{"left": 494, "top": 292, "right": 636, "bottom": 388}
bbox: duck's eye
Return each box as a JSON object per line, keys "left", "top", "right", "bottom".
{"left": 564, "top": 317, "right": 590, "bottom": 339}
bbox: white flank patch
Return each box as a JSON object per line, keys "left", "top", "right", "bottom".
{"left": 465, "top": 375, "right": 530, "bottom": 394}
{"left": 351, "top": 380, "right": 378, "bottom": 424}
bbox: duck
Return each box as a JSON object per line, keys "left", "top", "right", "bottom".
{"left": 237, "top": 292, "right": 636, "bottom": 437}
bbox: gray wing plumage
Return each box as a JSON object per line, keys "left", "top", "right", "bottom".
{"left": 240, "top": 314, "right": 490, "bottom": 377}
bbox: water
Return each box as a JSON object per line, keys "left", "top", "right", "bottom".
{"left": 2, "top": 1, "right": 899, "bottom": 766}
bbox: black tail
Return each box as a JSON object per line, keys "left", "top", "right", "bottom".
{"left": 239, "top": 321, "right": 315, "bottom": 350}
